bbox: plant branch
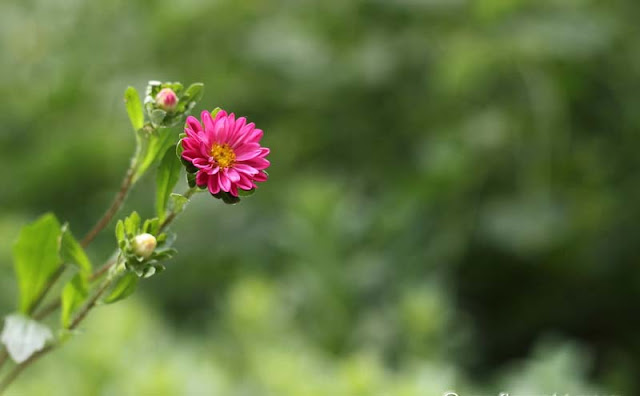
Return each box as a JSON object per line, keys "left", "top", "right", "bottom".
{"left": 81, "top": 161, "right": 137, "bottom": 248}
{"left": 33, "top": 300, "right": 61, "bottom": 321}
{"left": 88, "top": 257, "right": 117, "bottom": 282}
{"left": 0, "top": 350, "right": 7, "bottom": 374}
{"left": 0, "top": 345, "right": 54, "bottom": 394}
{"left": 68, "top": 276, "right": 114, "bottom": 331}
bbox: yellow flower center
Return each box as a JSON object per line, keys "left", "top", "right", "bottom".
{"left": 211, "top": 143, "right": 236, "bottom": 169}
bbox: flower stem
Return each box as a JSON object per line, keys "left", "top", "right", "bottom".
{"left": 88, "top": 257, "right": 117, "bottom": 282}
{"left": 81, "top": 160, "right": 138, "bottom": 248}
{"left": 68, "top": 276, "right": 115, "bottom": 331}
{"left": 0, "top": 350, "right": 7, "bottom": 373}
{"left": 0, "top": 345, "right": 54, "bottom": 394}
{"left": 33, "top": 300, "right": 62, "bottom": 321}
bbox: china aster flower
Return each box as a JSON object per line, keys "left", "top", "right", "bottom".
{"left": 181, "top": 110, "right": 270, "bottom": 197}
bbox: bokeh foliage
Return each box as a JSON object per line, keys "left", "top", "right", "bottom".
{"left": 1, "top": 0, "right": 640, "bottom": 394}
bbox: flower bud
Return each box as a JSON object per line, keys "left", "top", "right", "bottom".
{"left": 155, "top": 88, "right": 178, "bottom": 112}
{"left": 132, "top": 233, "right": 157, "bottom": 259}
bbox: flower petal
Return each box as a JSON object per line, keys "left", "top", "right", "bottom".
{"left": 219, "top": 172, "right": 231, "bottom": 192}
{"left": 253, "top": 171, "right": 268, "bottom": 182}
{"left": 226, "top": 168, "right": 241, "bottom": 182}
{"left": 196, "top": 171, "right": 209, "bottom": 187}
{"left": 186, "top": 116, "right": 202, "bottom": 133}
{"left": 208, "top": 173, "right": 221, "bottom": 194}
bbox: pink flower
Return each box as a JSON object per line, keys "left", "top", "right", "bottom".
{"left": 181, "top": 110, "right": 270, "bottom": 197}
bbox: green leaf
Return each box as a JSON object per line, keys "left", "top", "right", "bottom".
{"left": 187, "top": 172, "right": 197, "bottom": 188}
{"left": 13, "top": 213, "right": 63, "bottom": 314}
{"left": 156, "top": 147, "right": 182, "bottom": 222}
{"left": 134, "top": 128, "right": 178, "bottom": 182}
{"left": 60, "top": 274, "right": 88, "bottom": 328}
{"left": 216, "top": 191, "right": 241, "bottom": 205}
{"left": 124, "top": 211, "right": 141, "bottom": 237}
{"left": 237, "top": 188, "right": 256, "bottom": 197}
{"left": 60, "top": 224, "right": 92, "bottom": 275}
{"left": 103, "top": 273, "right": 139, "bottom": 304}
{"left": 149, "top": 109, "right": 167, "bottom": 126}
{"left": 151, "top": 248, "right": 177, "bottom": 261}
{"left": 210, "top": 107, "right": 221, "bottom": 118}
{"left": 169, "top": 193, "right": 189, "bottom": 215}
{"left": 175, "top": 139, "right": 184, "bottom": 159}
{"left": 183, "top": 83, "right": 204, "bottom": 104}
{"left": 115, "top": 220, "right": 125, "bottom": 242}
{"left": 142, "top": 218, "right": 160, "bottom": 235}
{"left": 168, "top": 82, "right": 184, "bottom": 93}
{"left": 124, "top": 87, "right": 144, "bottom": 131}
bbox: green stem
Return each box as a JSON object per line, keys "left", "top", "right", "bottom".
{"left": 88, "top": 256, "right": 117, "bottom": 282}
{"left": 68, "top": 275, "right": 116, "bottom": 331}
{"left": 0, "top": 350, "right": 7, "bottom": 374}
{"left": 0, "top": 345, "right": 54, "bottom": 394}
{"left": 33, "top": 300, "right": 62, "bottom": 321}
{"left": 80, "top": 159, "right": 138, "bottom": 248}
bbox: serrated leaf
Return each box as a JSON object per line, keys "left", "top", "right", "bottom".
{"left": 60, "top": 225, "right": 91, "bottom": 275}
{"left": 13, "top": 213, "right": 63, "bottom": 314}
{"left": 1, "top": 314, "right": 53, "bottom": 363}
{"left": 156, "top": 147, "right": 182, "bottom": 222}
{"left": 60, "top": 275, "right": 88, "bottom": 328}
{"left": 103, "top": 273, "right": 139, "bottom": 304}
{"left": 124, "top": 87, "right": 144, "bottom": 131}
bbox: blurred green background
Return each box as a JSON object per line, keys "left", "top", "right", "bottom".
{"left": 1, "top": 0, "right": 639, "bottom": 394}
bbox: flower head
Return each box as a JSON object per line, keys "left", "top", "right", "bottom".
{"left": 155, "top": 88, "right": 179, "bottom": 112}
{"left": 181, "top": 110, "right": 270, "bottom": 197}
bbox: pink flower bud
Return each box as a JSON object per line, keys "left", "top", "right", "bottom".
{"left": 132, "top": 233, "right": 157, "bottom": 259}
{"left": 155, "top": 88, "right": 178, "bottom": 112}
